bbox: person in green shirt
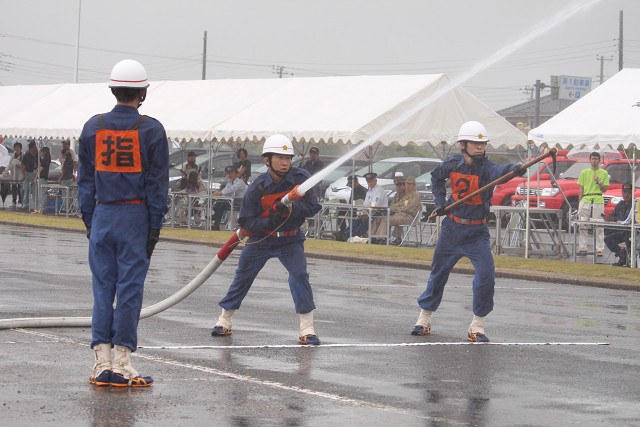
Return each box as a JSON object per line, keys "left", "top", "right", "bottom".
{"left": 577, "top": 152, "right": 609, "bottom": 256}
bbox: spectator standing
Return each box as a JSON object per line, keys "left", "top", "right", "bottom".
{"left": 371, "top": 175, "right": 421, "bottom": 245}
{"left": 603, "top": 183, "right": 633, "bottom": 266}
{"left": 58, "top": 148, "right": 75, "bottom": 186}
{"left": 210, "top": 134, "right": 322, "bottom": 345}
{"left": 577, "top": 152, "right": 609, "bottom": 256}
{"left": 411, "top": 121, "right": 525, "bottom": 343}
{"left": 78, "top": 59, "right": 169, "bottom": 387}
{"left": 180, "top": 151, "right": 201, "bottom": 185}
{"left": 211, "top": 165, "right": 247, "bottom": 231}
{"left": 21, "top": 140, "right": 39, "bottom": 211}
{"left": 302, "top": 147, "right": 324, "bottom": 176}
{"left": 10, "top": 142, "right": 24, "bottom": 207}
{"left": 59, "top": 139, "right": 78, "bottom": 174}
{"left": 39, "top": 146, "right": 51, "bottom": 181}
{"left": 233, "top": 148, "right": 252, "bottom": 183}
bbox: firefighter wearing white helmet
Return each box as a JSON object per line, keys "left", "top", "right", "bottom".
{"left": 211, "top": 134, "right": 323, "bottom": 346}
{"left": 108, "top": 59, "right": 150, "bottom": 108}
{"left": 78, "top": 59, "right": 168, "bottom": 387}
{"left": 410, "top": 120, "right": 526, "bottom": 343}
{"left": 457, "top": 120, "right": 490, "bottom": 163}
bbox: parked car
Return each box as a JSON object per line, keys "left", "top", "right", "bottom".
{"left": 324, "top": 157, "right": 441, "bottom": 203}
{"left": 168, "top": 148, "right": 209, "bottom": 168}
{"left": 490, "top": 150, "right": 574, "bottom": 209}
{"left": 168, "top": 150, "right": 262, "bottom": 191}
{"left": 511, "top": 158, "right": 640, "bottom": 229}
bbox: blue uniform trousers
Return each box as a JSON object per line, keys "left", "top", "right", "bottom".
{"left": 418, "top": 218, "right": 495, "bottom": 317}
{"left": 89, "top": 203, "right": 150, "bottom": 351}
{"left": 219, "top": 238, "right": 315, "bottom": 314}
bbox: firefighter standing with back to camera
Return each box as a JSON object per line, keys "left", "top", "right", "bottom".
{"left": 78, "top": 59, "right": 169, "bottom": 387}
{"left": 411, "top": 121, "right": 525, "bottom": 342}
{"left": 210, "top": 134, "right": 323, "bottom": 345}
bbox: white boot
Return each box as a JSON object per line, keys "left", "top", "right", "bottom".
{"left": 112, "top": 345, "right": 139, "bottom": 380}
{"left": 468, "top": 315, "right": 485, "bottom": 334}
{"left": 215, "top": 308, "right": 236, "bottom": 330}
{"left": 299, "top": 310, "right": 316, "bottom": 337}
{"left": 467, "top": 315, "right": 490, "bottom": 342}
{"left": 90, "top": 343, "right": 112, "bottom": 384}
{"left": 298, "top": 310, "right": 320, "bottom": 345}
{"left": 410, "top": 309, "right": 432, "bottom": 335}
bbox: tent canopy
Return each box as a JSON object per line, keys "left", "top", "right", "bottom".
{"left": 0, "top": 74, "right": 525, "bottom": 148}
{"left": 528, "top": 68, "right": 640, "bottom": 149}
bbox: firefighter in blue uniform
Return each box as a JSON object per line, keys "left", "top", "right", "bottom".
{"left": 78, "top": 59, "right": 169, "bottom": 387}
{"left": 210, "top": 134, "right": 323, "bottom": 345}
{"left": 410, "top": 121, "right": 525, "bottom": 342}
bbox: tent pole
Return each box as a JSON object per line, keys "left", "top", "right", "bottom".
{"left": 632, "top": 147, "right": 636, "bottom": 268}
{"left": 525, "top": 143, "right": 531, "bottom": 258}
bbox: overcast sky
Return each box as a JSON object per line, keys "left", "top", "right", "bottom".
{"left": 1, "top": 0, "right": 639, "bottom": 111}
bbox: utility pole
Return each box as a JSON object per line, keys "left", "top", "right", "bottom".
{"left": 534, "top": 80, "right": 546, "bottom": 128}
{"left": 73, "top": 0, "right": 81, "bottom": 83}
{"left": 596, "top": 55, "right": 612, "bottom": 84}
{"left": 619, "top": 10, "right": 623, "bottom": 71}
{"left": 272, "top": 65, "right": 293, "bottom": 78}
{"left": 202, "top": 31, "right": 207, "bottom": 80}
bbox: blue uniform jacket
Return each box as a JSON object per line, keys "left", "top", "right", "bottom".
{"left": 432, "top": 154, "right": 519, "bottom": 221}
{"left": 238, "top": 167, "right": 321, "bottom": 242}
{"left": 78, "top": 104, "right": 169, "bottom": 230}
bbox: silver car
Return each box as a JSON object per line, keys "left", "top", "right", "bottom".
{"left": 324, "top": 157, "right": 441, "bottom": 203}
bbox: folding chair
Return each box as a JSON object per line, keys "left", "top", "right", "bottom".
{"left": 398, "top": 204, "right": 424, "bottom": 246}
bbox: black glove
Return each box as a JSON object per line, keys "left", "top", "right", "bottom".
{"left": 433, "top": 205, "right": 446, "bottom": 217}
{"left": 146, "top": 229, "right": 160, "bottom": 259}
{"left": 86, "top": 227, "right": 91, "bottom": 240}
{"left": 514, "top": 162, "right": 527, "bottom": 177}
{"left": 268, "top": 202, "right": 289, "bottom": 226}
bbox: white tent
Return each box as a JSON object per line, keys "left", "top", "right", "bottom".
{"left": 529, "top": 68, "right": 640, "bottom": 149}
{"left": 0, "top": 74, "right": 525, "bottom": 149}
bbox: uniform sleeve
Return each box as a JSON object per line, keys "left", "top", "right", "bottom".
{"left": 78, "top": 122, "right": 97, "bottom": 229}
{"left": 145, "top": 124, "right": 169, "bottom": 230}
{"left": 431, "top": 162, "right": 450, "bottom": 207}
{"left": 237, "top": 185, "right": 271, "bottom": 233}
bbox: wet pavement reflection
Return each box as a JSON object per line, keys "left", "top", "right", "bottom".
{"left": 1, "top": 224, "right": 639, "bottom": 425}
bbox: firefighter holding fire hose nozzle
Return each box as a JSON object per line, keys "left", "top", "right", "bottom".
{"left": 410, "top": 121, "right": 526, "bottom": 343}
{"left": 211, "top": 134, "right": 323, "bottom": 345}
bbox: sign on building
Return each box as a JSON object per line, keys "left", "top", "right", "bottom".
{"left": 558, "top": 76, "right": 592, "bottom": 101}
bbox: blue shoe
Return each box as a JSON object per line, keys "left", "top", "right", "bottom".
{"left": 410, "top": 325, "right": 431, "bottom": 335}
{"left": 210, "top": 326, "right": 232, "bottom": 336}
{"left": 89, "top": 370, "right": 112, "bottom": 386}
{"left": 467, "top": 332, "right": 490, "bottom": 343}
{"left": 298, "top": 334, "right": 321, "bottom": 345}
{"left": 110, "top": 372, "right": 153, "bottom": 387}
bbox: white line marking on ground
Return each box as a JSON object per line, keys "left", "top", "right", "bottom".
{"left": 138, "top": 342, "right": 611, "bottom": 350}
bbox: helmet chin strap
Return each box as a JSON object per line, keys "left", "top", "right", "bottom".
{"left": 461, "top": 142, "right": 486, "bottom": 163}
{"left": 138, "top": 89, "right": 147, "bottom": 108}
{"left": 266, "top": 157, "right": 289, "bottom": 178}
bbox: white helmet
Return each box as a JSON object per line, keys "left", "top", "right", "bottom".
{"left": 262, "top": 134, "right": 294, "bottom": 156}
{"left": 109, "top": 59, "right": 150, "bottom": 88}
{"left": 457, "top": 121, "right": 489, "bottom": 143}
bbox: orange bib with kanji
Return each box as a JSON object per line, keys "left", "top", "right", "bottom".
{"left": 94, "top": 114, "right": 146, "bottom": 173}
{"left": 450, "top": 172, "right": 482, "bottom": 205}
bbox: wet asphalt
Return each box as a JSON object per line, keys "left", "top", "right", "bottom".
{"left": 1, "top": 224, "right": 639, "bottom": 426}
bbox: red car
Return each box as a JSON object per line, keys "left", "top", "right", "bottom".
{"left": 511, "top": 158, "right": 640, "bottom": 229}
{"left": 491, "top": 149, "right": 573, "bottom": 209}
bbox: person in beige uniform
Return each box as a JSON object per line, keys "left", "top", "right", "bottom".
{"left": 371, "top": 176, "right": 422, "bottom": 245}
